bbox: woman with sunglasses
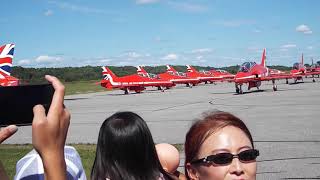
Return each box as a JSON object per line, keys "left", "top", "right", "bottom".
{"left": 184, "top": 111, "right": 259, "bottom": 180}
{"left": 91, "top": 111, "right": 177, "bottom": 180}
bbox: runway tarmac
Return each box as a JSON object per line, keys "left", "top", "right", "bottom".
{"left": 5, "top": 79, "right": 320, "bottom": 179}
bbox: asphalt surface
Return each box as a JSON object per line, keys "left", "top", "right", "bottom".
{"left": 4, "top": 79, "right": 320, "bottom": 179}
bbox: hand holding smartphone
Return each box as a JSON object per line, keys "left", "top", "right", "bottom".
{"left": 0, "top": 84, "right": 54, "bottom": 127}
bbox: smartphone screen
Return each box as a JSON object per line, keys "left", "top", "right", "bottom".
{"left": 0, "top": 84, "right": 54, "bottom": 127}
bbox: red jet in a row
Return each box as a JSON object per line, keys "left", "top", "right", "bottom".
{"left": 136, "top": 65, "right": 200, "bottom": 87}
{"left": 234, "top": 49, "right": 292, "bottom": 94}
{"left": 208, "top": 69, "right": 235, "bottom": 82}
{"left": 100, "top": 66, "right": 175, "bottom": 94}
{"left": 290, "top": 54, "right": 320, "bottom": 83}
{"left": 186, "top": 65, "right": 224, "bottom": 83}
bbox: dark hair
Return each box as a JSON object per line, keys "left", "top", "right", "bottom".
{"left": 91, "top": 111, "right": 173, "bottom": 180}
{"left": 184, "top": 111, "right": 254, "bottom": 180}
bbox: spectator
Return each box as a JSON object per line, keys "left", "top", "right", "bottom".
{"left": 156, "top": 143, "right": 187, "bottom": 180}
{"left": 91, "top": 111, "right": 177, "bottom": 180}
{"left": 184, "top": 111, "right": 259, "bottom": 180}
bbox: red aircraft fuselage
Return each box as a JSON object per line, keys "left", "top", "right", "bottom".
{"left": 234, "top": 48, "right": 292, "bottom": 94}
{"left": 101, "top": 66, "right": 175, "bottom": 94}
{"left": 186, "top": 65, "right": 223, "bottom": 83}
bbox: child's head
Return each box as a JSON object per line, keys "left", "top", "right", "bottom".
{"left": 156, "top": 143, "right": 180, "bottom": 173}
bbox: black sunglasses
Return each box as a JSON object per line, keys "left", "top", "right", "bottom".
{"left": 191, "top": 149, "right": 259, "bottom": 165}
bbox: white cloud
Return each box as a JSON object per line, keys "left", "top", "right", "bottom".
{"left": 253, "top": 29, "right": 261, "bottom": 33}
{"left": 99, "top": 59, "right": 112, "bottom": 63}
{"left": 35, "top": 55, "right": 62, "bottom": 63}
{"left": 296, "top": 24, "right": 312, "bottom": 34}
{"left": 154, "top": 36, "right": 161, "bottom": 42}
{"left": 48, "top": 1, "right": 111, "bottom": 14}
{"left": 17, "top": 59, "right": 31, "bottom": 66}
{"left": 167, "top": 1, "right": 208, "bottom": 13}
{"left": 215, "top": 19, "right": 255, "bottom": 27}
{"left": 196, "top": 55, "right": 203, "bottom": 60}
{"left": 162, "top": 53, "right": 178, "bottom": 60}
{"left": 44, "top": 10, "right": 53, "bottom": 16}
{"left": 281, "top": 44, "right": 297, "bottom": 48}
{"left": 191, "top": 48, "right": 212, "bottom": 53}
{"left": 136, "top": 0, "right": 159, "bottom": 4}
{"left": 307, "top": 46, "right": 313, "bottom": 50}
{"left": 120, "top": 51, "right": 142, "bottom": 59}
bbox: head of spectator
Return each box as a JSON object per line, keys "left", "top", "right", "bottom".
{"left": 184, "top": 111, "right": 259, "bottom": 180}
{"left": 91, "top": 111, "right": 174, "bottom": 180}
{"left": 156, "top": 143, "right": 180, "bottom": 173}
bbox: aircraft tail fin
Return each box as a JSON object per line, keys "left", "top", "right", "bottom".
{"left": 102, "top": 66, "right": 118, "bottom": 80}
{"left": 136, "top": 65, "right": 148, "bottom": 74}
{"left": 166, "top": 65, "right": 177, "bottom": 73}
{"left": 101, "top": 66, "right": 118, "bottom": 89}
{"left": 186, "top": 65, "right": 197, "bottom": 72}
{"left": 260, "top": 48, "right": 266, "bottom": 67}
{"left": 0, "top": 44, "right": 15, "bottom": 76}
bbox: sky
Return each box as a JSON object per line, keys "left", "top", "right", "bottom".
{"left": 1, "top": 0, "right": 319, "bottom": 68}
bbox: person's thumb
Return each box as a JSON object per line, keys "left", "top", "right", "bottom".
{"left": 0, "top": 125, "right": 18, "bottom": 143}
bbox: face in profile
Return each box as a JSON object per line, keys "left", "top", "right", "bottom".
{"left": 187, "top": 126, "right": 257, "bottom": 180}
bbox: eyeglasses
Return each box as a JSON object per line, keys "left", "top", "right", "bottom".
{"left": 190, "top": 149, "right": 259, "bottom": 165}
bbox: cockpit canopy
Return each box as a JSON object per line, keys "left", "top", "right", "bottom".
{"left": 216, "top": 69, "right": 227, "bottom": 73}
{"left": 168, "top": 71, "right": 186, "bottom": 77}
{"left": 293, "top": 63, "right": 301, "bottom": 70}
{"left": 239, "top": 62, "right": 256, "bottom": 72}
{"left": 138, "top": 73, "right": 159, "bottom": 79}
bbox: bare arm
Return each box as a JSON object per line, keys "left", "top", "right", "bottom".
{"left": 32, "top": 75, "right": 70, "bottom": 180}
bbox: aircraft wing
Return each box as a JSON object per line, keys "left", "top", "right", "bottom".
{"left": 259, "top": 74, "right": 293, "bottom": 81}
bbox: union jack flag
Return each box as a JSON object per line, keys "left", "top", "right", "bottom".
{"left": 0, "top": 43, "right": 15, "bottom": 76}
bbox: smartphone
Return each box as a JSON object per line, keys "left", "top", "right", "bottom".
{"left": 0, "top": 84, "right": 54, "bottom": 127}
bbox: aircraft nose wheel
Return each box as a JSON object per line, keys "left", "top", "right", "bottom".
{"left": 124, "top": 89, "right": 129, "bottom": 95}
{"left": 272, "top": 79, "right": 277, "bottom": 91}
{"left": 273, "top": 85, "right": 277, "bottom": 91}
{"left": 235, "top": 84, "right": 243, "bottom": 94}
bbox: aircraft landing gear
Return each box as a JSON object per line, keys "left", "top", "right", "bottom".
{"left": 272, "top": 79, "right": 277, "bottom": 91}
{"left": 286, "top": 78, "right": 289, "bottom": 84}
{"left": 312, "top": 75, "right": 315, "bottom": 82}
{"left": 124, "top": 88, "right": 129, "bottom": 95}
{"left": 235, "top": 84, "right": 243, "bottom": 94}
{"left": 186, "top": 83, "right": 192, "bottom": 88}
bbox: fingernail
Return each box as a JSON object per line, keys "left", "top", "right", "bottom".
{"left": 7, "top": 125, "right": 18, "bottom": 133}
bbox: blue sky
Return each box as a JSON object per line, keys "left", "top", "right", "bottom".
{"left": 1, "top": 0, "right": 319, "bottom": 67}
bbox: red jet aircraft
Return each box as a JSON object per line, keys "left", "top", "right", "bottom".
{"left": 307, "top": 58, "right": 320, "bottom": 74}
{"left": 100, "top": 66, "right": 175, "bottom": 94}
{"left": 290, "top": 54, "right": 320, "bottom": 83}
{"left": 208, "top": 69, "right": 235, "bottom": 82}
{"left": 136, "top": 65, "right": 200, "bottom": 87}
{"left": 0, "top": 44, "right": 19, "bottom": 86}
{"left": 234, "top": 48, "right": 292, "bottom": 94}
{"left": 186, "top": 65, "right": 224, "bottom": 83}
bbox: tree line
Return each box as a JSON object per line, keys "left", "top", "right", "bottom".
{"left": 11, "top": 65, "right": 294, "bottom": 83}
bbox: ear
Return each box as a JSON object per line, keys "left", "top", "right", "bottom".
{"left": 186, "top": 163, "right": 199, "bottom": 180}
